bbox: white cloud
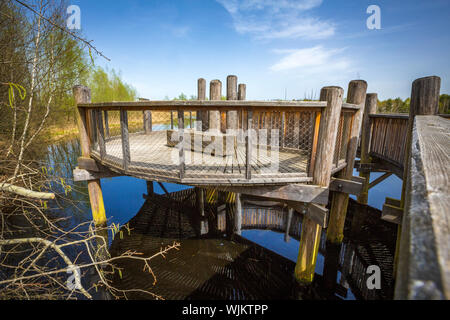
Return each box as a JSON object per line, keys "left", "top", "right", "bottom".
{"left": 216, "top": 0, "right": 334, "bottom": 40}
{"left": 270, "top": 46, "right": 351, "bottom": 73}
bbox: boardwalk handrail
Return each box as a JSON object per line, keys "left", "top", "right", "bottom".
{"left": 395, "top": 115, "right": 450, "bottom": 299}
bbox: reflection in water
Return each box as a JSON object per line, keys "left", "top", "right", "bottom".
{"left": 44, "top": 139, "right": 398, "bottom": 300}
{"left": 109, "top": 188, "right": 396, "bottom": 300}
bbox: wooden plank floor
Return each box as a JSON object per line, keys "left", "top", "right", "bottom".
{"left": 91, "top": 130, "right": 311, "bottom": 185}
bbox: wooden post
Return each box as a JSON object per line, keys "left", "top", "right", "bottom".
{"left": 170, "top": 111, "right": 174, "bottom": 129}
{"left": 209, "top": 80, "right": 222, "bottom": 131}
{"left": 395, "top": 76, "right": 441, "bottom": 278}
{"left": 294, "top": 86, "right": 344, "bottom": 284}
{"left": 226, "top": 75, "right": 238, "bottom": 130}
{"left": 284, "top": 208, "right": 293, "bottom": 242}
{"left": 178, "top": 110, "right": 185, "bottom": 179}
{"left": 120, "top": 108, "right": 131, "bottom": 171}
{"left": 104, "top": 110, "right": 110, "bottom": 139}
{"left": 195, "top": 187, "right": 208, "bottom": 235}
{"left": 96, "top": 109, "right": 106, "bottom": 159}
{"left": 281, "top": 112, "right": 286, "bottom": 148}
{"left": 73, "top": 86, "right": 107, "bottom": 226}
{"left": 143, "top": 110, "right": 152, "bottom": 134}
{"left": 246, "top": 110, "right": 253, "bottom": 180}
{"left": 357, "top": 93, "right": 377, "bottom": 204}
{"left": 238, "top": 84, "right": 246, "bottom": 101}
{"left": 235, "top": 193, "right": 242, "bottom": 235}
{"left": 326, "top": 80, "right": 367, "bottom": 244}
{"left": 197, "top": 78, "right": 206, "bottom": 131}
{"left": 147, "top": 181, "right": 154, "bottom": 195}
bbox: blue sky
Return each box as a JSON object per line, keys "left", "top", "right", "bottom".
{"left": 73, "top": 0, "right": 450, "bottom": 100}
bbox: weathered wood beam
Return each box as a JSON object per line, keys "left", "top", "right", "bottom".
{"left": 295, "top": 85, "right": 344, "bottom": 284}
{"left": 178, "top": 110, "right": 185, "bottom": 179}
{"left": 73, "top": 167, "right": 121, "bottom": 182}
{"left": 215, "top": 183, "right": 329, "bottom": 206}
{"left": 327, "top": 80, "right": 367, "bottom": 244}
{"left": 96, "top": 109, "right": 106, "bottom": 159}
{"left": 157, "top": 182, "right": 170, "bottom": 197}
{"left": 235, "top": 193, "right": 242, "bottom": 235}
{"left": 246, "top": 111, "right": 253, "bottom": 180}
{"left": 226, "top": 75, "right": 238, "bottom": 130}
{"left": 197, "top": 78, "right": 207, "bottom": 131}
{"left": 357, "top": 93, "right": 378, "bottom": 204}
{"left": 209, "top": 80, "right": 221, "bottom": 131}
{"left": 73, "top": 85, "right": 106, "bottom": 226}
{"left": 381, "top": 203, "right": 403, "bottom": 225}
{"left": 369, "top": 172, "right": 392, "bottom": 189}
{"left": 329, "top": 177, "right": 364, "bottom": 196}
{"left": 77, "top": 156, "right": 102, "bottom": 172}
{"left": 284, "top": 208, "right": 293, "bottom": 242}
{"left": 396, "top": 114, "right": 449, "bottom": 300}
{"left": 286, "top": 201, "right": 329, "bottom": 228}
{"left": 120, "top": 108, "right": 131, "bottom": 171}
{"left": 385, "top": 196, "right": 401, "bottom": 207}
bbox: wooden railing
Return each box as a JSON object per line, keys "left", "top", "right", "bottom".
{"left": 369, "top": 114, "right": 409, "bottom": 170}
{"left": 395, "top": 115, "right": 450, "bottom": 299}
{"left": 76, "top": 100, "right": 359, "bottom": 186}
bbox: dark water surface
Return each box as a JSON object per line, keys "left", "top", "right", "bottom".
{"left": 45, "top": 139, "right": 399, "bottom": 300}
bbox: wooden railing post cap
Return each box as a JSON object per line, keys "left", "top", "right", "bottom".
{"left": 73, "top": 85, "right": 91, "bottom": 104}
{"left": 411, "top": 75, "right": 441, "bottom": 115}
{"left": 319, "top": 86, "right": 344, "bottom": 100}
{"left": 412, "top": 75, "right": 441, "bottom": 86}
{"left": 347, "top": 80, "right": 368, "bottom": 105}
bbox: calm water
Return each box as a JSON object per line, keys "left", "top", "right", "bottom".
{"left": 43, "top": 138, "right": 400, "bottom": 300}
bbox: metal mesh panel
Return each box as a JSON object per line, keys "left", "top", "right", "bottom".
{"left": 89, "top": 107, "right": 321, "bottom": 184}
{"left": 332, "top": 111, "right": 354, "bottom": 168}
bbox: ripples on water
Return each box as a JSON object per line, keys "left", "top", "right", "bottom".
{"left": 45, "top": 139, "right": 398, "bottom": 300}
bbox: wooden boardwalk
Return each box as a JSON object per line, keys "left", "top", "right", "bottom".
{"left": 73, "top": 75, "right": 449, "bottom": 300}
{"left": 90, "top": 130, "right": 311, "bottom": 185}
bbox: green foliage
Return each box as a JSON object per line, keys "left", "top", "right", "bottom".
{"left": 377, "top": 95, "right": 449, "bottom": 114}
{"left": 439, "top": 94, "right": 450, "bottom": 114}
{"left": 89, "top": 67, "right": 137, "bottom": 103}
{"left": 377, "top": 97, "right": 410, "bottom": 113}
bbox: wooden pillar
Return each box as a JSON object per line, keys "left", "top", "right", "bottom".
{"left": 238, "top": 84, "right": 246, "bottom": 101}
{"left": 357, "top": 93, "right": 378, "bottom": 204}
{"left": 326, "top": 80, "right": 367, "bottom": 244}
{"left": 178, "top": 110, "right": 185, "bottom": 179}
{"left": 146, "top": 181, "right": 154, "bottom": 195}
{"left": 120, "top": 108, "right": 131, "bottom": 171}
{"left": 209, "top": 80, "right": 222, "bottom": 131}
{"left": 73, "top": 86, "right": 107, "bottom": 226}
{"left": 197, "top": 78, "right": 206, "bottom": 131}
{"left": 234, "top": 193, "right": 242, "bottom": 235}
{"left": 104, "top": 111, "right": 110, "bottom": 139}
{"left": 195, "top": 187, "right": 208, "bottom": 235}
{"left": 394, "top": 76, "right": 441, "bottom": 278}
{"left": 246, "top": 110, "right": 253, "bottom": 180}
{"left": 284, "top": 208, "right": 293, "bottom": 242}
{"left": 226, "top": 75, "right": 238, "bottom": 130}
{"left": 143, "top": 110, "right": 152, "bottom": 134}
{"left": 294, "top": 86, "right": 344, "bottom": 284}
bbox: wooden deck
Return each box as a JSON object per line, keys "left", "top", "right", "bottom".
{"left": 90, "top": 130, "right": 312, "bottom": 185}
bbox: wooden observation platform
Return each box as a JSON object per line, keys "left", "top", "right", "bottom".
{"left": 73, "top": 75, "right": 449, "bottom": 300}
